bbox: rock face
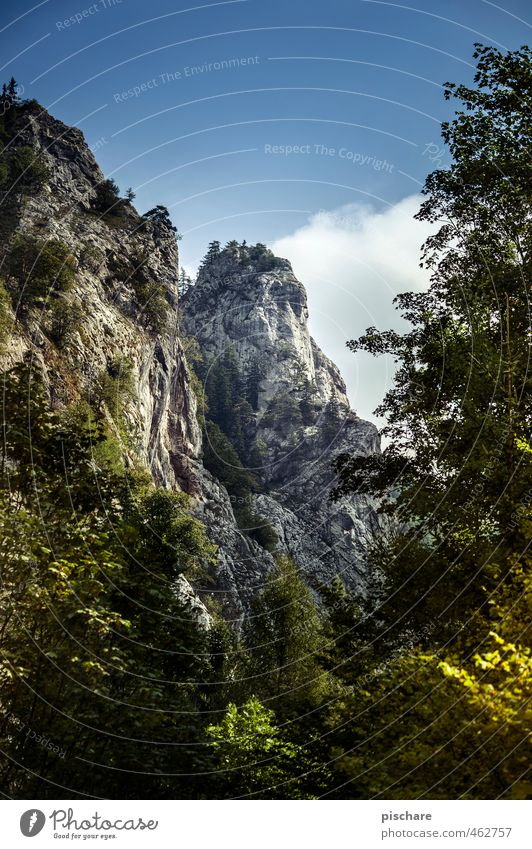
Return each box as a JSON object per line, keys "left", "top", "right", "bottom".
{"left": 1, "top": 103, "right": 381, "bottom": 623}
{"left": 181, "top": 245, "right": 381, "bottom": 601}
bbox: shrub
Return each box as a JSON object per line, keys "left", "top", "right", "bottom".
{"left": 261, "top": 391, "right": 302, "bottom": 433}
{"left": 142, "top": 205, "right": 177, "bottom": 232}
{"left": 0, "top": 146, "right": 49, "bottom": 195}
{"left": 80, "top": 242, "right": 104, "bottom": 272}
{"left": 92, "top": 178, "right": 122, "bottom": 216}
{"left": 48, "top": 295, "right": 83, "bottom": 348}
{"left": 234, "top": 503, "right": 278, "bottom": 552}
{"left": 6, "top": 235, "right": 76, "bottom": 308}
{"left": 96, "top": 355, "right": 135, "bottom": 422}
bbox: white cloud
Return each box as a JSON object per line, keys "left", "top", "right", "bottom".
{"left": 271, "top": 195, "right": 434, "bottom": 427}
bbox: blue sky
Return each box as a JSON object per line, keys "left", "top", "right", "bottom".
{"left": 1, "top": 0, "right": 530, "bottom": 420}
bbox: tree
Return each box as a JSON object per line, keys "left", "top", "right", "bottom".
{"left": 199, "top": 240, "right": 221, "bottom": 273}
{"left": 93, "top": 178, "right": 121, "bottom": 216}
{"left": 143, "top": 204, "right": 177, "bottom": 232}
{"left": 321, "top": 393, "right": 344, "bottom": 441}
{"left": 7, "top": 77, "right": 19, "bottom": 104}
{"left": 125, "top": 186, "right": 136, "bottom": 201}
{"left": 178, "top": 268, "right": 193, "bottom": 296}
{"left": 0, "top": 360, "right": 217, "bottom": 799}
{"left": 6, "top": 236, "right": 76, "bottom": 308}
{"left": 206, "top": 697, "right": 320, "bottom": 798}
{"left": 245, "top": 354, "right": 267, "bottom": 410}
{"left": 243, "top": 558, "right": 328, "bottom": 716}
{"left": 335, "top": 43, "right": 532, "bottom": 641}
{"left": 327, "top": 44, "right": 532, "bottom": 799}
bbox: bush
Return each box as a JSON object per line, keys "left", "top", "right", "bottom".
{"left": 6, "top": 235, "right": 76, "bottom": 308}
{"left": 48, "top": 295, "right": 83, "bottom": 348}
{"left": 0, "top": 144, "right": 49, "bottom": 195}
{"left": 261, "top": 391, "right": 302, "bottom": 434}
{"left": 96, "top": 355, "right": 134, "bottom": 422}
{"left": 80, "top": 242, "right": 104, "bottom": 272}
{"left": 234, "top": 503, "right": 278, "bottom": 552}
{"left": 92, "top": 178, "right": 122, "bottom": 216}
{"left": 142, "top": 205, "right": 177, "bottom": 232}
{"left": 108, "top": 252, "right": 170, "bottom": 334}
{"left": 132, "top": 275, "right": 169, "bottom": 334}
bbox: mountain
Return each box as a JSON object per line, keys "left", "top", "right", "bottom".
{"left": 181, "top": 244, "right": 381, "bottom": 602}
{"left": 0, "top": 99, "right": 381, "bottom": 621}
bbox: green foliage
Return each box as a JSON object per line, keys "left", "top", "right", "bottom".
{"left": 130, "top": 264, "right": 169, "bottom": 334}
{"left": 3, "top": 48, "right": 532, "bottom": 800}
{"left": 80, "top": 241, "right": 104, "bottom": 272}
{"left": 108, "top": 251, "right": 170, "bottom": 334}
{"left": 245, "top": 354, "right": 267, "bottom": 411}
{"left": 142, "top": 204, "right": 178, "bottom": 233}
{"left": 321, "top": 394, "right": 344, "bottom": 441}
{"left": 335, "top": 43, "right": 532, "bottom": 638}
{"left": 5, "top": 235, "right": 76, "bottom": 309}
{"left": 261, "top": 391, "right": 303, "bottom": 437}
{"left": 92, "top": 178, "right": 122, "bottom": 216}
{"left": 206, "top": 697, "right": 320, "bottom": 798}
{"left": 0, "top": 145, "right": 49, "bottom": 193}
{"left": 0, "top": 84, "right": 48, "bottom": 249}
{"left": 202, "top": 420, "right": 257, "bottom": 502}
{"left": 327, "top": 44, "right": 532, "bottom": 799}
{"left": 201, "top": 418, "right": 278, "bottom": 550}
{"left": 243, "top": 557, "right": 328, "bottom": 715}
{"left": 178, "top": 267, "right": 193, "bottom": 296}
{"left": 96, "top": 355, "right": 134, "bottom": 425}
{"left": 198, "top": 240, "right": 285, "bottom": 276}
{"left": 0, "top": 359, "right": 217, "bottom": 799}
{"left": 48, "top": 294, "right": 84, "bottom": 348}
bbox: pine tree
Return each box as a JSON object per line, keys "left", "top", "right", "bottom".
{"left": 143, "top": 204, "right": 177, "bottom": 231}
{"left": 322, "top": 393, "right": 343, "bottom": 441}
{"left": 243, "top": 558, "right": 328, "bottom": 717}
{"left": 178, "top": 268, "right": 193, "bottom": 296}
{"left": 245, "top": 354, "right": 267, "bottom": 410}
{"left": 7, "top": 77, "right": 19, "bottom": 104}
{"left": 199, "top": 240, "right": 221, "bottom": 272}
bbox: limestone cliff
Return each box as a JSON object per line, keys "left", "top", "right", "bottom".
{"left": 181, "top": 244, "right": 381, "bottom": 598}
{"left": 1, "top": 101, "right": 380, "bottom": 622}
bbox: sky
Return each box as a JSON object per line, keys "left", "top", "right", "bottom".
{"left": 1, "top": 0, "right": 530, "bottom": 423}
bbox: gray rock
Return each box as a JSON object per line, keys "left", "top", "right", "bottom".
{"left": 181, "top": 247, "right": 382, "bottom": 600}
{"left": 2, "top": 105, "right": 382, "bottom": 620}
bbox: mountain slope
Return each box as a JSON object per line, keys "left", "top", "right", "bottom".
{"left": 0, "top": 100, "right": 381, "bottom": 620}
{"left": 181, "top": 243, "right": 381, "bottom": 596}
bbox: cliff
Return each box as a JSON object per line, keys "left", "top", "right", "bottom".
{"left": 0, "top": 100, "right": 381, "bottom": 622}
{"left": 181, "top": 244, "right": 381, "bottom": 603}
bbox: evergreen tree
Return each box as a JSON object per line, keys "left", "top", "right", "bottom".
{"left": 93, "top": 178, "right": 121, "bottom": 216}
{"left": 243, "top": 558, "right": 328, "bottom": 717}
{"left": 321, "top": 394, "right": 343, "bottom": 441}
{"left": 7, "top": 77, "right": 19, "bottom": 104}
{"left": 335, "top": 43, "right": 532, "bottom": 641}
{"left": 178, "top": 267, "right": 193, "bottom": 296}
{"left": 0, "top": 360, "right": 217, "bottom": 799}
{"left": 199, "top": 240, "right": 221, "bottom": 272}
{"left": 245, "top": 354, "right": 267, "bottom": 410}
{"left": 143, "top": 204, "right": 177, "bottom": 231}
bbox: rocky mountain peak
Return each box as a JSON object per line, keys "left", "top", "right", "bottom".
{"left": 182, "top": 241, "right": 349, "bottom": 413}
{"left": 182, "top": 241, "right": 381, "bottom": 600}
{"left": 1, "top": 97, "right": 381, "bottom": 620}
